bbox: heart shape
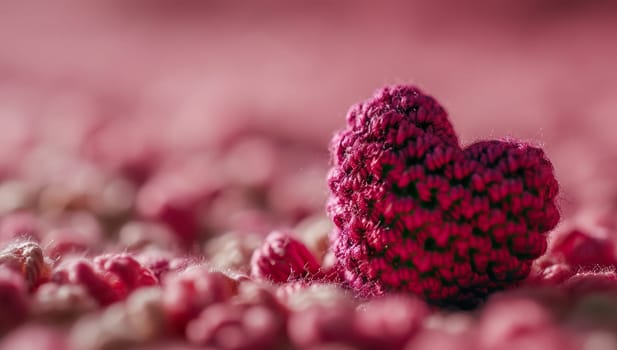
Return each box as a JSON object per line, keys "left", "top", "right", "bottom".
{"left": 327, "top": 85, "right": 560, "bottom": 306}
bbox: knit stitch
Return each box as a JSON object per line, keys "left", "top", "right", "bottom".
{"left": 327, "top": 85, "right": 560, "bottom": 306}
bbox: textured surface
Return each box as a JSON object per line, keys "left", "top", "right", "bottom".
{"left": 328, "top": 85, "right": 560, "bottom": 305}
{"left": 250, "top": 231, "right": 322, "bottom": 283}
{"left": 1, "top": 1, "right": 617, "bottom": 349}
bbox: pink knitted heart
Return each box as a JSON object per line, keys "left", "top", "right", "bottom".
{"left": 327, "top": 85, "right": 560, "bottom": 306}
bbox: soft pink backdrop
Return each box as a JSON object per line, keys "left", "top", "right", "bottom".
{"left": 1, "top": 0, "right": 616, "bottom": 217}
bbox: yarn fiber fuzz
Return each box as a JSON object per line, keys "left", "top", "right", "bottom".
{"left": 327, "top": 85, "right": 560, "bottom": 306}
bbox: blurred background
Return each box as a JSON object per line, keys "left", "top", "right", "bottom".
{"left": 1, "top": 0, "right": 617, "bottom": 233}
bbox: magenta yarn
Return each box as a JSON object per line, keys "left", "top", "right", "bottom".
{"left": 250, "top": 231, "right": 322, "bottom": 283}
{"left": 327, "top": 85, "right": 560, "bottom": 306}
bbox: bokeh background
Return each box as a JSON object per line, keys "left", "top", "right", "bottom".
{"left": 1, "top": 0, "right": 617, "bottom": 224}
{"left": 2, "top": 2, "right": 617, "bottom": 349}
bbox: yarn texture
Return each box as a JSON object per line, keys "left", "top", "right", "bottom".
{"left": 327, "top": 85, "right": 560, "bottom": 306}
{"left": 251, "top": 231, "right": 322, "bottom": 283}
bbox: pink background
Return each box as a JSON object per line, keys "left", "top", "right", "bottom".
{"left": 1, "top": 0, "right": 617, "bottom": 218}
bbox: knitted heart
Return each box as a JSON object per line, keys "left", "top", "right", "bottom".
{"left": 327, "top": 85, "right": 560, "bottom": 306}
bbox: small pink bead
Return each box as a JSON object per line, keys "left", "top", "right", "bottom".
{"left": 288, "top": 303, "right": 358, "bottom": 348}
{"left": 162, "top": 267, "right": 237, "bottom": 334}
{"left": 550, "top": 228, "right": 617, "bottom": 269}
{"left": 0, "top": 240, "right": 50, "bottom": 290}
{"left": 250, "top": 231, "right": 322, "bottom": 283}
{"left": 354, "top": 295, "right": 430, "bottom": 350}
{"left": 186, "top": 303, "right": 285, "bottom": 350}
{"left": 51, "top": 254, "right": 158, "bottom": 306}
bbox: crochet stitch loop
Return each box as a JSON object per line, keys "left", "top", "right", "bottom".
{"left": 327, "top": 85, "right": 560, "bottom": 306}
